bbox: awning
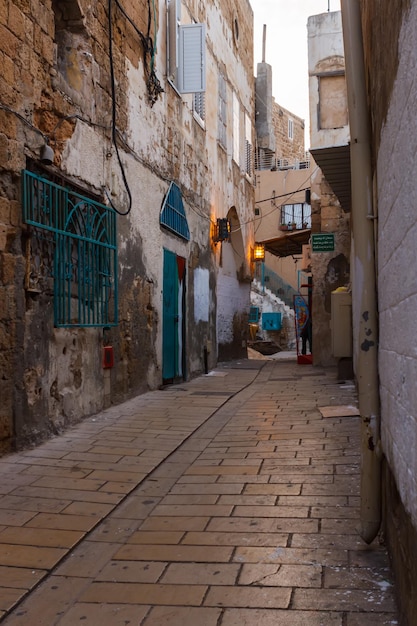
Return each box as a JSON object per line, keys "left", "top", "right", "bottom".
{"left": 310, "top": 143, "right": 351, "bottom": 213}
{"left": 263, "top": 228, "right": 311, "bottom": 258}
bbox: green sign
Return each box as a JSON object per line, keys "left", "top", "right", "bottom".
{"left": 311, "top": 233, "right": 335, "bottom": 252}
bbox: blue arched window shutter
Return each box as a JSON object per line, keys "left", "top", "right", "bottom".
{"left": 160, "top": 182, "right": 190, "bottom": 241}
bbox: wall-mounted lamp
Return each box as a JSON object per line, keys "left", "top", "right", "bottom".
{"left": 253, "top": 243, "right": 265, "bottom": 261}
{"left": 40, "top": 142, "right": 54, "bottom": 165}
{"left": 213, "top": 218, "right": 231, "bottom": 243}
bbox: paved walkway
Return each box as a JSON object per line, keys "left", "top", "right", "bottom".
{"left": 0, "top": 358, "right": 399, "bottom": 625}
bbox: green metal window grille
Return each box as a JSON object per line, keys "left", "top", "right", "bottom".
{"left": 160, "top": 182, "right": 190, "bottom": 241}
{"left": 22, "top": 170, "right": 118, "bottom": 327}
{"left": 248, "top": 306, "right": 259, "bottom": 324}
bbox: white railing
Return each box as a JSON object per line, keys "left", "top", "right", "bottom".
{"left": 255, "top": 150, "right": 311, "bottom": 172}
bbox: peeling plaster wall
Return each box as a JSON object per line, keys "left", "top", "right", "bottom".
{"left": 217, "top": 242, "right": 250, "bottom": 360}
{"left": 0, "top": 0, "right": 254, "bottom": 449}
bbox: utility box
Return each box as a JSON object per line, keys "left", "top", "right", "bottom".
{"left": 331, "top": 290, "right": 352, "bottom": 357}
{"left": 262, "top": 312, "right": 282, "bottom": 331}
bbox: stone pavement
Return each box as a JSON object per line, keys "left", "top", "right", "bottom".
{"left": 0, "top": 357, "right": 399, "bottom": 625}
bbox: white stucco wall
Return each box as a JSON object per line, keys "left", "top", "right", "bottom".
{"left": 217, "top": 242, "right": 250, "bottom": 346}
{"left": 377, "top": 2, "right": 417, "bottom": 526}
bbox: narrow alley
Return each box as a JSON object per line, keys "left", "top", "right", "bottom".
{"left": 0, "top": 358, "right": 398, "bottom": 625}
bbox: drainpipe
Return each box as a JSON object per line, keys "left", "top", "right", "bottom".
{"left": 340, "top": 0, "right": 381, "bottom": 544}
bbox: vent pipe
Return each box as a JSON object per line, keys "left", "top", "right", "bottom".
{"left": 340, "top": 0, "right": 381, "bottom": 544}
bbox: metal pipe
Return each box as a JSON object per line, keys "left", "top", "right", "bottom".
{"left": 340, "top": 0, "right": 381, "bottom": 544}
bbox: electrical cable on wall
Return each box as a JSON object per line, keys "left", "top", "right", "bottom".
{"left": 107, "top": 0, "right": 132, "bottom": 215}
{"left": 0, "top": 103, "right": 49, "bottom": 142}
{"left": 113, "top": 0, "right": 163, "bottom": 105}
{"left": 106, "top": 0, "right": 164, "bottom": 215}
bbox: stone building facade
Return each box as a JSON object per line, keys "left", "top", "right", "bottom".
{"left": 255, "top": 60, "right": 306, "bottom": 170}
{"left": 0, "top": 0, "right": 255, "bottom": 449}
{"left": 360, "top": 0, "right": 417, "bottom": 622}
{"left": 308, "top": 163, "right": 351, "bottom": 367}
{"left": 271, "top": 103, "right": 305, "bottom": 166}
{"left": 308, "top": 11, "right": 351, "bottom": 368}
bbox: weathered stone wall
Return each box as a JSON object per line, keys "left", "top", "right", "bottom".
{"left": 272, "top": 103, "right": 305, "bottom": 163}
{"left": 310, "top": 164, "right": 351, "bottom": 367}
{"left": 361, "top": 1, "right": 417, "bottom": 622}
{"left": 0, "top": 0, "right": 254, "bottom": 449}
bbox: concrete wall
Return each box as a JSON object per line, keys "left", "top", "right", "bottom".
{"left": 361, "top": 0, "right": 417, "bottom": 622}
{"left": 308, "top": 11, "right": 350, "bottom": 149}
{"left": 0, "top": 0, "right": 254, "bottom": 449}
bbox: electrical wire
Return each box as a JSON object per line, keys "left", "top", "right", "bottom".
{"left": 107, "top": 0, "right": 132, "bottom": 216}
{"left": 254, "top": 166, "right": 318, "bottom": 218}
{"left": 51, "top": 114, "right": 111, "bottom": 141}
{"left": 0, "top": 103, "right": 48, "bottom": 142}
{"left": 255, "top": 187, "right": 310, "bottom": 204}
{"left": 225, "top": 166, "right": 319, "bottom": 238}
{"left": 114, "top": 0, "right": 163, "bottom": 104}
{"left": 106, "top": 0, "right": 166, "bottom": 215}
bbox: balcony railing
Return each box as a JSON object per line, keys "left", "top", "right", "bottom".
{"left": 253, "top": 264, "right": 298, "bottom": 309}
{"left": 255, "top": 149, "right": 311, "bottom": 172}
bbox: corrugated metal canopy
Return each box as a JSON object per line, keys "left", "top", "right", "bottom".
{"left": 310, "top": 144, "right": 351, "bottom": 213}
{"left": 263, "top": 228, "right": 311, "bottom": 258}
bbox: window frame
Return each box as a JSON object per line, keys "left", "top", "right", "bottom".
{"left": 167, "top": 0, "right": 206, "bottom": 94}
{"left": 232, "top": 91, "right": 240, "bottom": 165}
{"left": 280, "top": 202, "right": 311, "bottom": 229}
{"left": 218, "top": 72, "right": 227, "bottom": 149}
{"left": 22, "top": 169, "right": 118, "bottom": 328}
{"left": 288, "top": 118, "right": 294, "bottom": 141}
{"left": 244, "top": 112, "right": 253, "bottom": 179}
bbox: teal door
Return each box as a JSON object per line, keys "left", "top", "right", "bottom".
{"left": 162, "top": 249, "right": 185, "bottom": 381}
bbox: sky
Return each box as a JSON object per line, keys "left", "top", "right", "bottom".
{"left": 250, "top": 0, "right": 341, "bottom": 143}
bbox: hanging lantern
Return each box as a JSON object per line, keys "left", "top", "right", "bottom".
{"left": 253, "top": 243, "right": 265, "bottom": 261}
{"left": 214, "top": 218, "right": 231, "bottom": 242}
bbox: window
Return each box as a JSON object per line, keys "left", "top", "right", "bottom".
{"left": 160, "top": 181, "right": 190, "bottom": 241}
{"left": 319, "top": 75, "right": 348, "bottom": 129}
{"left": 167, "top": 0, "right": 206, "bottom": 94}
{"left": 218, "top": 73, "right": 227, "bottom": 148}
{"left": 233, "top": 91, "right": 240, "bottom": 164}
{"left": 245, "top": 113, "right": 253, "bottom": 178}
{"left": 193, "top": 91, "right": 205, "bottom": 123}
{"left": 22, "top": 170, "right": 117, "bottom": 327}
{"left": 280, "top": 203, "right": 311, "bottom": 229}
{"left": 288, "top": 118, "right": 294, "bottom": 140}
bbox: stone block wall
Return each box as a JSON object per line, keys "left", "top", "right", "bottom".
{"left": 272, "top": 103, "right": 306, "bottom": 163}
{"left": 362, "top": 1, "right": 417, "bottom": 623}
